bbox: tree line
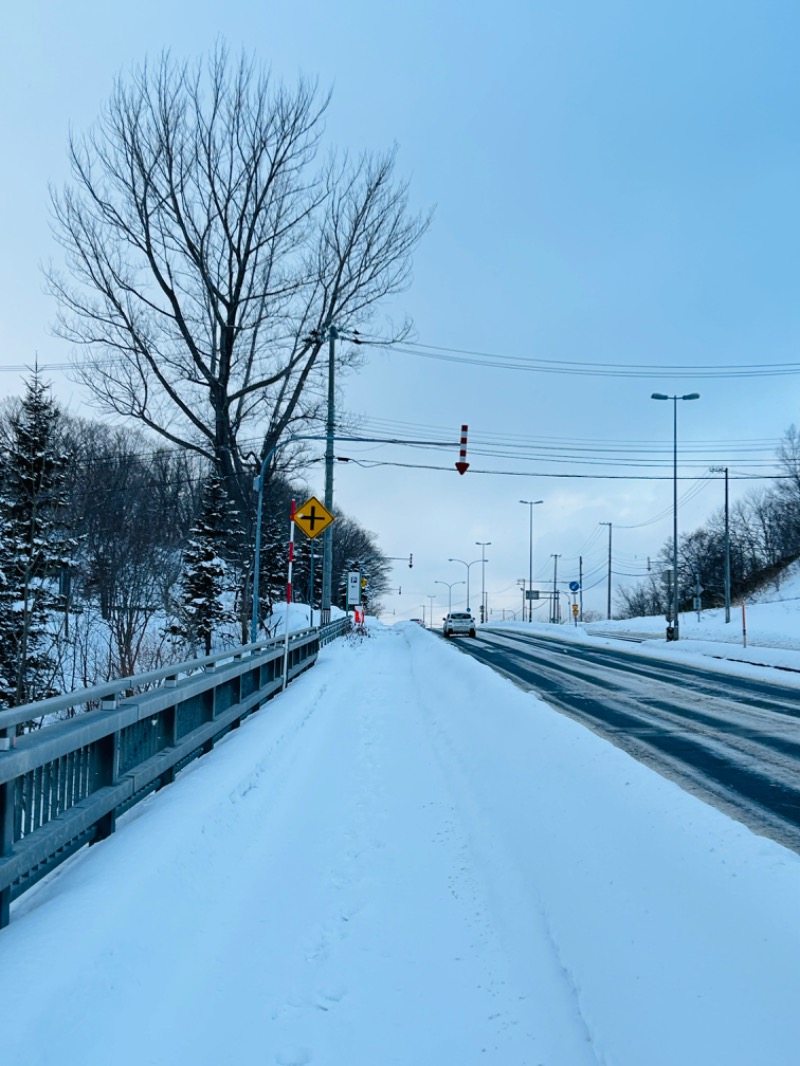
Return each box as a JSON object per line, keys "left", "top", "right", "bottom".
{"left": 616, "top": 428, "right": 800, "bottom": 619}
{"left": 0, "top": 373, "right": 391, "bottom": 710}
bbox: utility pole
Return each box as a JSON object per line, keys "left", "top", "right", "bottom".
{"left": 579, "top": 556, "right": 584, "bottom": 622}
{"left": 651, "top": 391, "right": 700, "bottom": 639}
{"left": 476, "top": 541, "right": 491, "bottom": 624}
{"left": 600, "top": 522, "right": 612, "bottom": 620}
{"left": 723, "top": 467, "right": 731, "bottom": 624}
{"left": 551, "top": 554, "right": 561, "bottom": 623}
{"left": 711, "top": 466, "right": 731, "bottom": 623}
{"left": 321, "top": 324, "right": 338, "bottom": 625}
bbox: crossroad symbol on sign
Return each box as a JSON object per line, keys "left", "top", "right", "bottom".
{"left": 294, "top": 496, "right": 335, "bottom": 540}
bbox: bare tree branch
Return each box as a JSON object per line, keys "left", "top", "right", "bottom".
{"left": 47, "top": 44, "right": 430, "bottom": 521}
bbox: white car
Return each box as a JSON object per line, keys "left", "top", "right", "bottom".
{"left": 443, "top": 612, "right": 476, "bottom": 638}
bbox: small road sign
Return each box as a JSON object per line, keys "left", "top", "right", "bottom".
{"left": 347, "top": 571, "right": 361, "bottom": 606}
{"left": 569, "top": 581, "right": 580, "bottom": 592}
{"left": 294, "top": 496, "right": 335, "bottom": 540}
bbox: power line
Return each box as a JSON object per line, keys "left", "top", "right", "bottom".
{"left": 363, "top": 339, "right": 800, "bottom": 380}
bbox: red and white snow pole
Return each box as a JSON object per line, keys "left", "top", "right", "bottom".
{"left": 282, "top": 499, "right": 296, "bottom": 690}
{"left": 455, "top": 424, "right": 469, "bottom": 475}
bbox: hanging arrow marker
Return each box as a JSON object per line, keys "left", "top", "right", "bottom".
{"left": 455, "top": 424, "right": 469, "bottom": 475}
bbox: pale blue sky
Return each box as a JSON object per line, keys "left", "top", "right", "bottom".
{"left": 1, "top": 1, "right": 799, "bottom": 619}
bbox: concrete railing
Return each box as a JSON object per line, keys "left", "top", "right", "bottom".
{"left": 0, "top": 617, "right": 350, "bottom": 928}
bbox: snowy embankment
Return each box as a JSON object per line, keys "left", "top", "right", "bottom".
{"left": 582, "top": 560, "right": 800, "bottom": 654}
{"left": 1, "top": 622, "right": 800, "bottom": 1065}
{"left": 489, "top": 567, "right": 800, "bottom": 678}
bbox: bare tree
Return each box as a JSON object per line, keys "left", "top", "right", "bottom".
{"left": 48, "top": 46, "right": 430, "bottom": 523}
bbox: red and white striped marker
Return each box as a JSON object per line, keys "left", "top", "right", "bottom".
{"left": 286, "top": 498, "right": 296, "bottom": 604}
{"left": 282, "top": 499, "right": 297, "bottom": 690}
{"left": 455, "top": 424, "right": 469, "bottom": 475}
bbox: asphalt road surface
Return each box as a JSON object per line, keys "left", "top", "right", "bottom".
{"left": 452, "top": 627, "right": 800, "bottom": 853}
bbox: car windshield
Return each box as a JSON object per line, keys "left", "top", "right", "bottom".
{"left": 449, "top": 613, "right": 471, "bottom": 620}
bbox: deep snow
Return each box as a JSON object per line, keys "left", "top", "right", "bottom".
{"left": 3, "top": 591, "right": 800, "bottom": 1064}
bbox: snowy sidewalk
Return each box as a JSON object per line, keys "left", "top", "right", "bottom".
{"left": 2, "top": 622, "right": 800, "bottom": 1065}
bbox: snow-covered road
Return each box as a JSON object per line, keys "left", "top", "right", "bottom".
{"left": 3, "top": 622, "right": 800, "bottom": 1065}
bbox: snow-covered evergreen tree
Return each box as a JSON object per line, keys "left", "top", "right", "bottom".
{"left": 174, "top": 474, "right": 236, "bottom": 655}
{"left": 0, "top": 372, "right": 76, "bottom": 707}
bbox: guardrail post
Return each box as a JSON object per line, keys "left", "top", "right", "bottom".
{"left": 0, "top": 728, "right": 14, "bottom": 927}
{"left": 92, "top": 730, "right": 120, "bottom": 842}
{"left": 159, "top": 705, "right": 177, "bottom": 788}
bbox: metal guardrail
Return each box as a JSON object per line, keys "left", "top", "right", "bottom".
{"left": 0, "top": 616, "right": 350, "bottom": 928}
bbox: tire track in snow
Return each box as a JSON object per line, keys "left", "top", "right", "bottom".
{"left": 403, "top": 629, "right": 603, "bottom": 1066}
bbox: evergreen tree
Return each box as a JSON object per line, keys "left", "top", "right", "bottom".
{"left": 0, "top": 373, "right": 75, "bottom": 707}
{"left": 174, "top": 474, "right": 236, "bottom": 654}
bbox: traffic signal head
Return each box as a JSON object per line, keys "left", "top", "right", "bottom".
{"left": 408, "top": 554, "right": 413, "bottom": 568}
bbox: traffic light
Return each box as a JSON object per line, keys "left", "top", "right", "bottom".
{"left": 408, "top": 554, "right": 413, "bottom": 568}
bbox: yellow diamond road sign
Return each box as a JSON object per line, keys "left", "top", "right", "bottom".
{"left": 295, "top": 496, "right": 335, "bottom": 540}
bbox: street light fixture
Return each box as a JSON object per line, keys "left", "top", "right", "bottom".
{"left": 448, "top": 557, "right": 482, "bottom": 616}
{"left": 651, "top": 392, "right": 700, "bottom": 640}
{"left": 475, "top": 541, "right": 491, "bottom": 624}
{"left": 435, "top": 579, "right": 465, "bottom": 613}
{"left": 519, "top": 499, "right": 543, "bottom": 622}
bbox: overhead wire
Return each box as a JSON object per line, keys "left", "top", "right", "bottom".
{"left": 363, "top": 339, "right": 800, "bottom": 379}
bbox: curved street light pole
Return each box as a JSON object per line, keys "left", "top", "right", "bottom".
{"left": 651, "top": 392, "right": 700, "bottom": 640}
{"left": 435, "top": 579, "right": 465, "bottom": 613}
{"left": 447, "top": 557, "right": 482, "bottom": 616}
{"left": 519, "top": 499, "right": 543, "bottom": 622}
{"left": 475, "top": 541, "right": 491, "bottom": 624}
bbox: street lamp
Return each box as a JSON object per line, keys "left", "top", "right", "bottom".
{"left": 651, "top": 392, "right": 700, "bottom": 640}
{"left": 519, "top": 499, "right": 543, "bottom": 622}
{"left": 550, "top": 553, "right": 561, "bottom": 623}
{"left": 448, "top": 557, "right": 482, "bottom": 615}
{"left": 435, "top": 579, "right": 465, "bottom": 613}
{"left": 475, "top": 541, "right": 491, "bottom": 624}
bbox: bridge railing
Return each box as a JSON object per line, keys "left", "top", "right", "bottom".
{"left": 0, "top": 616, "right": 350, "bottom": 928}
